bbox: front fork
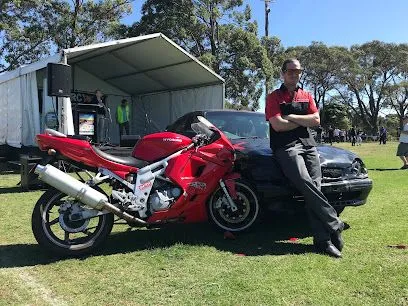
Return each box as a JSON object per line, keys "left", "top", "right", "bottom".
{"left": 219, "top": 172, "right": 241, "bottom": 212}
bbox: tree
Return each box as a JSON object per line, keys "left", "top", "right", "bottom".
{"left": 334, "top": 41, "right": 401, "bottom": 134}
{"left": 126, "top": 0, "right": 272, "bottom": 110}
{"left": 51, "top": 0, "right": 132, "bottom": 50}
{"left": 261, "top": 35, "right": 284, "bottom": 92}
{"left": 383, "top": 44, "right": 408, "bottom": 128}
{"left": 0, "top": 0, "right": 132, "bottom": 73}
{"left": 301, "top": 43, "right": 348, "bottom": 110}
{"left": 320, "top": 100, "right": 350, "bottom": 130}
{"left": 0, "top": 0, "right": 54, "bottom": 72}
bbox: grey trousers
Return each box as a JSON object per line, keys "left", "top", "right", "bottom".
{"left": 275, "top": 142, "right": 342, "bottom": 243}
{"left": 98, "top": 116, "right": 108, "bottom": 143}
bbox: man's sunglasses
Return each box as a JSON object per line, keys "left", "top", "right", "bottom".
{"left": 284, "top": 69, "right": 303, "bottom": 75}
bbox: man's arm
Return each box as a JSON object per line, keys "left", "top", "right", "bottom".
{"left": 269, "top": 115, "right": 300, "bottom": 132}
{"left": 284, "top": 112, "right": 320, "bottom": 128}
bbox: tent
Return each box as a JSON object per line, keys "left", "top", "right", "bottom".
{"left": 0, "top": 33, "right": 225, "bottom": 147}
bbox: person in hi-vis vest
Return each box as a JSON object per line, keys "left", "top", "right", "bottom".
{"left": 116, "top": 99, "right": 130, "bottom": 142}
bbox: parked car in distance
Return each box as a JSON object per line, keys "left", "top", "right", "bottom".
{"left": 166, "top": 110, "right": 373, "bottom": 215}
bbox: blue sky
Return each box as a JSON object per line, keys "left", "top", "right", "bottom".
{"left": 123, "top": 0, "right": 408, "bottom": 48}
{"left": 122, "top": 0, "right": 408, "bottom": 110}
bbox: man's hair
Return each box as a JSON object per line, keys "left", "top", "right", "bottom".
{"left": 121, "top": 99, "right": 127, "bottom": 103}
{"left": 95, "top": 89, "right": 101, "bottom": 94}
{"left": 281, "top": 58, "right": 300, "bottom": 72}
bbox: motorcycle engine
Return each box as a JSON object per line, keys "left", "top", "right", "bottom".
{"left": 148, "top": 180, "right": 181, "bottom": 212}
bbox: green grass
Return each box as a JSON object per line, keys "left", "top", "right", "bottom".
{"left": 1, "top": 142, "right": 407, "bottom": 305}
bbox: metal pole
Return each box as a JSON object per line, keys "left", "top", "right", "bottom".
{"left": 264, "top": 0, "right": 271, "bottom": 101}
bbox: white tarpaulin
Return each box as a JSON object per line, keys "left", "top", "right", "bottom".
{"left": 132, "top": 85, "right": 224, "bottom": 135}
{"left": 0, "top": 72, "right": 46, "bottom": 147}
{"left": 0, "top": 77, "right": 22, "bottom": 147}
{"left": 0, "top": 55, "right": 60, "bottom": 147}
{"left": 21, "top": 72, "right": 41, "bottom": 146}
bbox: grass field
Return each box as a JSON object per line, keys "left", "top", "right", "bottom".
{"left": 0, "top": 142, "right": 407, "bottom": 305}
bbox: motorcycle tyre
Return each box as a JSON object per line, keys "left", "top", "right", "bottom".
{"left": 32, "top": 187, "right": 114, "bottom": 257}
{"left": 208, "top": 179, "right": 260, "bottom": 232}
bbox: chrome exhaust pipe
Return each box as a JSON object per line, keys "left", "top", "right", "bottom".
{"left": 35, "top": 164, "right": 147, "bottom": 225}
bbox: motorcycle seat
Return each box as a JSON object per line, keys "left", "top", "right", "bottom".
{"left": 92, "top": 146, "right": 149, "bottom": 168}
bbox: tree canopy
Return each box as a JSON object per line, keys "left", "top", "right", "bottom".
{"left": 0, "top": 0, "right": 132, "bottom": 73}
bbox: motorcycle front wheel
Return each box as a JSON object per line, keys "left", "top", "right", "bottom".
{"left": 32, "top": 188, "right": 114, "bottom": 256}
{"left": 208, "top": 180, "right": 260, "bottom": 232}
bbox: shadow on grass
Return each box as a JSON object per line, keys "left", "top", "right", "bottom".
{"left": 0, "top": 186, "right": 22, "bottom": 194}
{"left": 0, "top": 162, "right": 19, "bottom": 175}
{"left": 0, "top": 186, "right": 48, "bottom": 194}
{"left": 0, "top": 213, "right": 322, "bottom": 268}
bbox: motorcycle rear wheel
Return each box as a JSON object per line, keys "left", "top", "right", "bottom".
{"left": 32, "top": 188, "right": 114, "bottom": 256}
{"left": 208, "top": 180, "right": 260, "bottom": 232}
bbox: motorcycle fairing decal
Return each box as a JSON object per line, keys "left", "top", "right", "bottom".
{"left": 139, "top": 181, "right": 153, "bottom": 190}
{"left": 188, "top": 181, "right": 207, "bottom": 191}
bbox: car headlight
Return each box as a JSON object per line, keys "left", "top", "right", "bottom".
{"left": 345, "top": 159, "right": 367, "bottom": 177}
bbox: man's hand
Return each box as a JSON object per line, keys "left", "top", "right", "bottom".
{"left": 284, "top": 113, "right": 320, "bottom": 128}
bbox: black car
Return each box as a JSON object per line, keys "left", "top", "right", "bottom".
{"left": 166, "top": 110, "right": 373, "bottom": 215}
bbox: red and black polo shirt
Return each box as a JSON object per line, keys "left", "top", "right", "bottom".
{"left": 265, "top": 84, "right": 318, "bottom": 150}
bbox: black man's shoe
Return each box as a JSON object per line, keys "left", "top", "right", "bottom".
{"left": 314, "top": 241, "right": 342, "bottom": 258}
{"left": 331, "top": 230, "right": 344, "bottom": 251}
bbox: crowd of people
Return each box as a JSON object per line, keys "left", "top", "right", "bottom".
{"left": 315, "top": 126, "right": 364, "bottom": 146}
{"left": 315, "top": 125, "right": 393, "bottom": 146}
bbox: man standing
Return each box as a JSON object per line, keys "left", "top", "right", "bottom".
{"left": 316, "top": 125, "right": 323, "bottom": 143}
{"left": 350, "top": 126, "right": 357, "bottom": 146}
{"left": 333, "top": 127, "right": 340, "bottom": 143}
{"left": 265, "top": 58, "right": 344, "bottom": 258}
{"left": 397, "top": 115, "right": 408, "bottom": 169}
{"left": 327, "top": 125, "right": 334, "bottom": 145}
{"left": 116, "top": 98, "right": 130, "bottom": 142}
{"left": 92, "top": 89, "right": 109, "bottom": 143}
{"left": 379, "top": 126, "right": 387, "bottom": 145}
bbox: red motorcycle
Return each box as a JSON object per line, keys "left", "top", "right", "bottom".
{"left": 32, "top": 116, "right": 259, "bottom": 256}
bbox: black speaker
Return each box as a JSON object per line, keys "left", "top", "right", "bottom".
{"left": 47, "top": 63, "right": 72, "bottom": 97}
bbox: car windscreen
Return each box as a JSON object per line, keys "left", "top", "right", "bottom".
{"left": 206, "top": 112, "right": 269, "bottom": 139}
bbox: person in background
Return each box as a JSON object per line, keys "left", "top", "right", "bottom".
{"left": 327, "top": 125, "right": 334, "bottom": 145}
{"left": 396, "top": 115, "right": 408, "bottom": 169}
{"left": 316, "top": 125, "right": 323, "bottom": 143}
{"left": 116, "top": 98, "right": 130, "bottom": 142}
{"left": 350, "top": 126, "right": 356, "bottom": 146}
{"left": 92, "top": 89, "right": 108, "bottom": 143}
{"left": 265, "top": 58, "right": 344, "bottom": 258}
{"left": 333, "top": 127, "right": 340, "bottom": 143}
{"left": 339, "top": 129, "right": 345, "bottom": 142}
{"left": 379, "top": 126, "right": 387, "bottom": 145}
{"left": 356, "top": 129, "right": 363, "bottom": 146}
